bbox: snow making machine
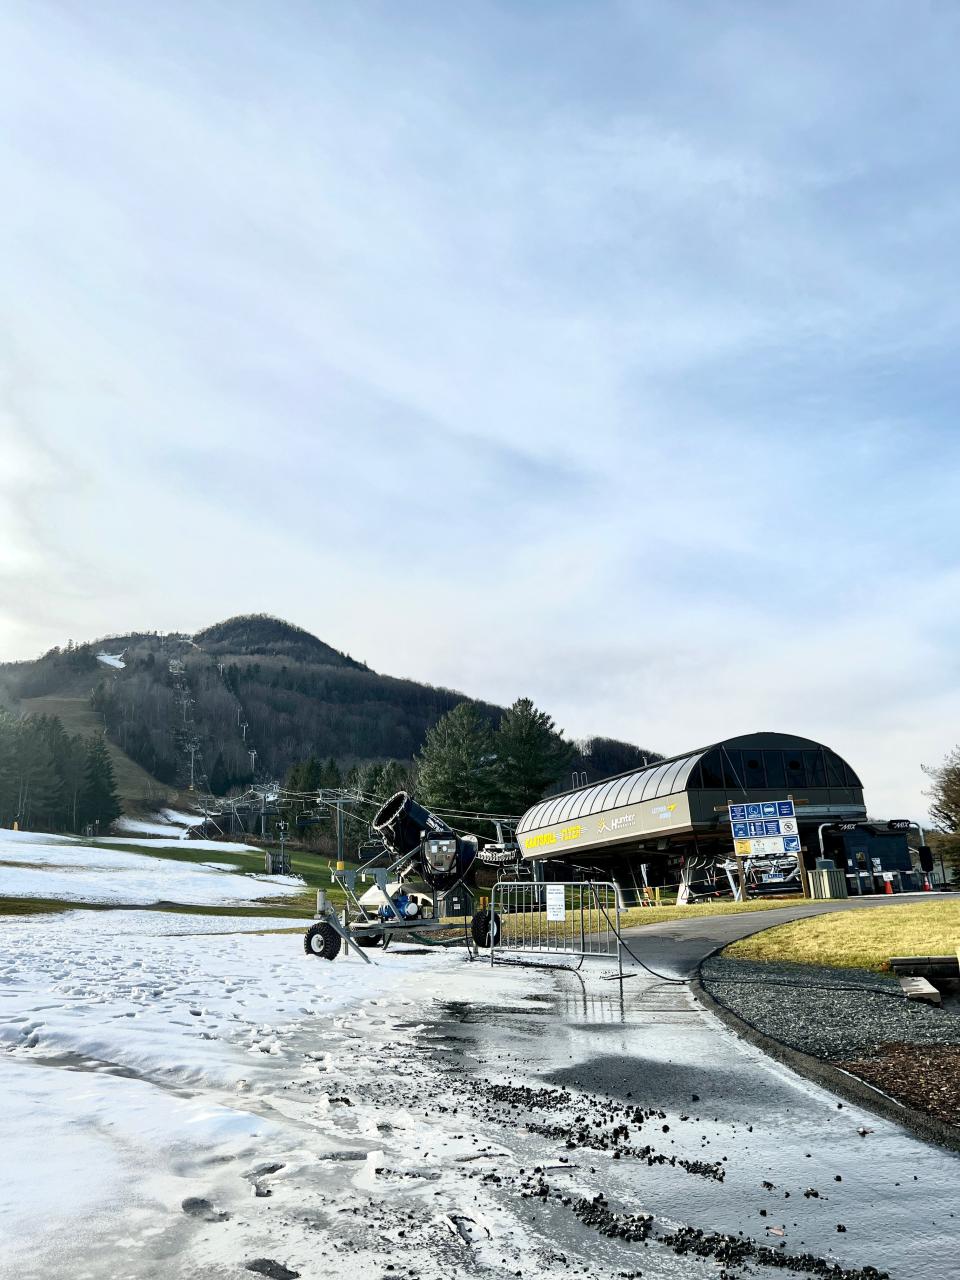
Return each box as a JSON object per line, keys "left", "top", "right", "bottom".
{"left": 303, "top": 792, "right": 514, "bottom": 961}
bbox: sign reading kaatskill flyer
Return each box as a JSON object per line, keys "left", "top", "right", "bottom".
{"left": 728, "top": 800, "right": 800, "bottom": 856}
{"left": 545, "top": 884, "right": 566, "bottom": 922}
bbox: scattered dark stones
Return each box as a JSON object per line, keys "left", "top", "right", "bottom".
{"left": 246, "top": 1261, "right": 300, "bottom": 1280}
{"left": 702, "top": 955, "right": 960, "bottom": 1065}
{"left": 659, "top": 1224, "right": 888, "bottom": 1279}
{"left": 180, "top": 1196, "right": 229, "bottom": 1222}
{"left": 464, "top": 1080, "right": 725, "bottom": 1180}
{"left": 519, "top": 1177, "right": 652, "bottom": 1244}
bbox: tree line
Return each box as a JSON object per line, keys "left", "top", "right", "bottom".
{"left": 283, "top": 696, "right": 661, "bottom": 829}
{"left": 0, "top": 712, "right": 122, "bottom": 833}
{"left": 924, "top": 747, "right": 960, "bottom": 884}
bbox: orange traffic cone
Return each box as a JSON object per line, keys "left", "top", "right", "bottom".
{"left": 884, "top": 879, "right": 893, "bottom": 894}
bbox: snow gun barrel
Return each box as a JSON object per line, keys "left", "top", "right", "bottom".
{"left": 372, "top": 791, "right": 476, "bottom": 891}
{"left": 372, "top": 791, "right": 453, "bottom": 856}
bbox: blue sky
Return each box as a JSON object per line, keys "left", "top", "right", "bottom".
{"left": 1, "top": 2, "right": 958, "bottom": 819}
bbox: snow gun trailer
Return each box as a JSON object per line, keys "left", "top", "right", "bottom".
{"left": 303, "top": 871, "right": 448, "bottom": 963}
{"left": 303, "top": 792, "right": 501, "bottom": 962}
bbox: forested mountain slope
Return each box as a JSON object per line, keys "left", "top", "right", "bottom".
{"left": 0, "top": 614, "right": 657, "bottom": 807}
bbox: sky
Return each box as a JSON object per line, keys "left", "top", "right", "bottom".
{"left": 1, "top": 1, "right": 958, "bottom": 821}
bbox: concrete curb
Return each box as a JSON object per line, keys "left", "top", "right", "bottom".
{"left": 692, "top": 958, "right": 960, "bottom": 1157}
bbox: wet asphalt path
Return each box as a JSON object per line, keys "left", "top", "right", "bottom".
{"left": 617, "top": 892, "right": 937, "bottom": 980}
{"left": 425, "top": 895, "right": 959, "bottom": 1279}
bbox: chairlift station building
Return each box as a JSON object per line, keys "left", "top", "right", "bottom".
{"left": 515, "top": 732, "right": 911, "bottom": 890}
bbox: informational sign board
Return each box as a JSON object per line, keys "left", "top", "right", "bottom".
{"left": 545, "top": 884, "right": 566, "bottom": 922}
{"left": 729, "top": 800, "right": 799, "bottom": 859}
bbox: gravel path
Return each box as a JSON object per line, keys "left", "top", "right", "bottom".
{"left": 700, "top": 956, "right": 960, "bottom": 1060}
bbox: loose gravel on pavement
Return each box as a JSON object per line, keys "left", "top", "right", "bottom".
{"left": 700, "top": 956, "right": 960, "bottom": 1061}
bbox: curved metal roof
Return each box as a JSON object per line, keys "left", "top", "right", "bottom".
{"left": 516, "top": 750, "right": 705, "bottom": 835}
{"left": 515, "top": 732, "right": 864, "bottom": 838}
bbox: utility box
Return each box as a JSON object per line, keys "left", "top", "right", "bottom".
{"left": 441, "top": 888, "right": 474, "bottom": 917}
{"left": 809, "top": 866, "right": 848, "bottom": 900}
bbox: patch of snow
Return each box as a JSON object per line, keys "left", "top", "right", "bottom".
{"left": 0, "top": 910, "right": 348, "bottom": 1087}
{"left": 103, "top": 835, "right": 258, "bottom": 853}
{"left": 160, "top": 806, "right": 204, "bottom": 826}
{"left": 0, "top": 830, "right": 299, "bottom": 906}
{"left": 0, "top": 904, "right": 543, "bottom": 1278}
{"left": 0, "top": 1057, "right": 277, "bottom": 1262}
{"left": 95, "top": 651, "right": 126, "bottom": 669}
{"left": 113, "top": 816, "right": 191, "bottom": 837}
{"left": 114, "top": 805, "right": 205, "bottom": 838}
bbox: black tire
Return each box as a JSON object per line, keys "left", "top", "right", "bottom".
{"left": 470, "top": 909, "right": 501, "bottom": 948}
{"left": 356, "top": 931, "right": 385, "bottom": 948}
{"left": 304, "top": 922, "right": 342, "bottom": 961}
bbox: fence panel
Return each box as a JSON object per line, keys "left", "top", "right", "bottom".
{"left": 489, "top": 880, "right": 622, "bottom": 971}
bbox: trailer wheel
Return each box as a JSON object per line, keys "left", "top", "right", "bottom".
{"left": 304, "top": 922, "right": 342, "bottom": 961}
{"left": 470, "top": 909, "right": 501, "bottom": 948}
{"left": 356, "top": 932, "right": 385, "bottom": 948}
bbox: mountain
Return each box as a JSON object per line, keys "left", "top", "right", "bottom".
{"left": 194, "top": 615, "right": 367, "bottom": 669}
{"left": 0, "top": 613, "right": 658, "bottom": 811}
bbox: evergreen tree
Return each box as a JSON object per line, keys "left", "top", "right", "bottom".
{"left": 286, "top": 755, "right": 324, "bottom": 792}
{"left": 320, "top": 757, "right": 341, "bottom": 789}
{"left": 14, "top": 719, "right": 62, "bottom": 830}
{"left": 59, "top": 735, "right": 89, "bottom": 832}
{"left": 80, "top": 735, "right": 122, "bottom": 830}
{"left": 0, "top": 711, "right": 16, "bottom": 825}
{"left": 416, "top": 702, "right": 497, "bottom": 813}
{"left": 210, "top": 752, "right": 230, "bottom": 796}
{"left": 378, "top": 759, "right": 412, "bottom": 798}
{"left": 493, "top": 697, "right": 573, "bottom": 813}
{"left": 35, "top": 715, "right": 74, "bottom": 829}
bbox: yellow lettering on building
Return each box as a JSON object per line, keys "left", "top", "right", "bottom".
{"left": 525, "top": 832, "right": 557, "bottom": 849}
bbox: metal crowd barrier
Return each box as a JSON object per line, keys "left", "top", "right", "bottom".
{"left": 489, "top": 880, "right": 623, "bottom": 973}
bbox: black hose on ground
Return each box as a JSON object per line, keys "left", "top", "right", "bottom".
{"left": 589, "top": 890, "right": 919, "bottom": 1000}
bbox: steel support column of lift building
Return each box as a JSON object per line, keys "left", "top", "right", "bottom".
{"left": 516, "top": 732, "right": 885, "bottom": 895}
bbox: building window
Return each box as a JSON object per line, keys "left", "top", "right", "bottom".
{"left": 722, "top": 750, "right": 744, "bottom": 789}
{"left": 763, "top": 751, "right": 786, "bottom": 789}
{"left": 743, "top": 753, "right": 766, "bottom": 788}
{"left": 803, "top": 750, "right": 826, "bottom": 787}
{"left": 699, "top": 752, "right": 724, "bottom": 788}
{"left": 785, "top": 755, "right": 806, "bottom": 787}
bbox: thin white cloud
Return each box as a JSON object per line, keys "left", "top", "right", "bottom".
{"left": 0, "top": 2, "right": 957, "bottom": 820}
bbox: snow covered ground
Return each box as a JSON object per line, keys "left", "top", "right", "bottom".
{"left": 95, "top": 651, "right": 126, "bottom": 669}
{"left": 3, "top": 889, "right": 950, "bottom": 1279}
{"left": 0, "top": 905, "right": 530, "bottom": 1278}
{"left": 113, "top": 807, "right": 208, "bottom": 838}
{"left": 0, "top": 829, "right": 302, "bottom": 907}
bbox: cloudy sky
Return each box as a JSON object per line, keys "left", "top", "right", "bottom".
{"left": 1, "top": 2, "right": 958, "bottom": 819}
